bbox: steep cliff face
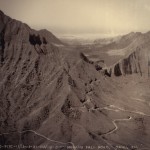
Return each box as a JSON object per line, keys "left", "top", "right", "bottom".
{"left": 108, "top": 33, "right": 150, "bottom": 77}
{"left": 0, "top": 10, "right": 63, "bottom": 63}
{"left": 0, "top": 10, "right": 67, "bottom": 131}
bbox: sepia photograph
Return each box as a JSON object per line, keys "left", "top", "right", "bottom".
{"left": 0, "top": 0, "right": 150, "bottom": 149}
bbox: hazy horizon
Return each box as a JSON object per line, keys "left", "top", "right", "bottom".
{"left": 1, "top": 0, "right": 150, "bottom": 37}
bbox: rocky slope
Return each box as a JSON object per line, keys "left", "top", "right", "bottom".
{"left": 0, "top": 10, "right": 150, "bottom": 150}
{"left": 107, "top": 33, "right": 150, "bottom": 77}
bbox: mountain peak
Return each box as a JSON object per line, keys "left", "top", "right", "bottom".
{"left": 0, "top": 9, "right": 63, "bottom": 48}
{"left": 0, "top": 10, "right": 4, "bottom": 15}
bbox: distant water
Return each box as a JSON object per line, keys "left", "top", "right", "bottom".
{"left": 57, "top": 33, "right": 121, "bottom": 40}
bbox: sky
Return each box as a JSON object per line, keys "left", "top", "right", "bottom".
{"left": 0, "top": 0, "right": 150, "bottom": 36}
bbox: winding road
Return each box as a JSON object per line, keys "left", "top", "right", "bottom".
{"left": 0, "top": 130, "right": 76, "bottom": 150}
{"left": 109, "top": 105, "right": 150, "bottom": 117}
{"left": 102, "top": 116, "right": 132, "bottom": 136}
